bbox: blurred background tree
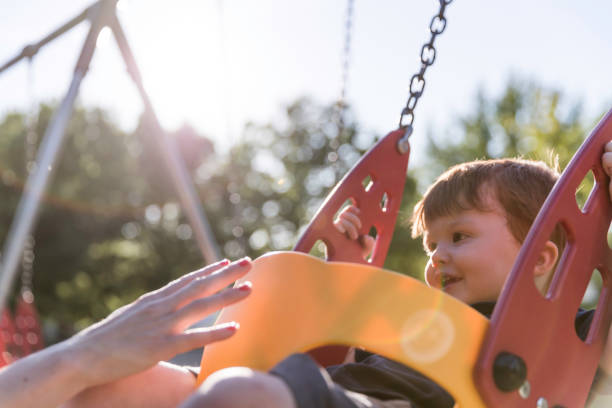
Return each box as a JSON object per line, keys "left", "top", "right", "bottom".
{"left": 424, "top": 78, "right": 589, "bottom": 176}
{"left": 0, "top": 77, "right": 605, "bottom": 344}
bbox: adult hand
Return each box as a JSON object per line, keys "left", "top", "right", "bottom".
{"left": 1, "top": 258, "right": 253, "bottom": 408}
{"left": 69, "top": 257, "right": 252, "bottom": 388}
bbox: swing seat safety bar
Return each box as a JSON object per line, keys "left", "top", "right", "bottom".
{"left": 199, "top": 251, "right": 489, "bottom": 408}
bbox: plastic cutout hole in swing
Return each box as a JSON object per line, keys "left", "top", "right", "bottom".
{"left": 333, "top": 198, "right": 356, "bottom": 223}
{"left": 575, "top": 170, "right": 595, "bottom": 212}
{"left": 309, "top": 240, "right": 328, "bottom": 260}
{"left": 534, "top": 222, "right": 569, "bottom": 300}
{"left": 575, "top": 268, "right": 604, "bottom": 342}
{"left": 364, "top": 226, "right": 378, "bottom": 262}
{"left": 580, "top": 268, "right": 603, "bottom": 310}
{"left": 362, "top": 175, "right": 374, "bottom": 192}
{"left": 380, "top": 192, "right": 389, "bottom": 212}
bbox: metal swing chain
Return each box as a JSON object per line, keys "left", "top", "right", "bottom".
{"left": 330, "top": 0, "right": 355, "bottom": 149}
{"left": 335, "top": 0, "right": 355, "bottom": 137}
{"left": 21, "top": 57, "right": 38, "bottom": 304}
{"left": 397, "top": 0, "right": 452, "bottom": 153}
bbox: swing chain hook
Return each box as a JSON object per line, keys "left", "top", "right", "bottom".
{"left": 397, "top": 0, "right": 452, "bottom": 151}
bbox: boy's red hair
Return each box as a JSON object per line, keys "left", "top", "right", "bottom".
{"left": 411, "top": 158, "right": 564, "bottom": 248}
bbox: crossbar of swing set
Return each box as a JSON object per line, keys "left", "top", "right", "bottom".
{"left": 0, "top": 6, "right": 93, "bottom": 74}
{"left": 0, "top": 0, "right": 221, "bottom": 315}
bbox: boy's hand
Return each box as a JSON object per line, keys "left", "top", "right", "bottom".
{"left": 334, "top": 205, "right": 375, "bottom": 259}
{"left": 603, "top": 141, "right": 612, "bottom": 202}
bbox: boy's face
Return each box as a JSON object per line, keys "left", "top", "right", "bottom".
{"left": 422, "top": 193, "right": 522, "bottom": 305}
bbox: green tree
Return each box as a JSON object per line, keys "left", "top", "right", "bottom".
{"left": 198, "top": 98, "right": 424, "bottom": 281}
{"left": 1, "top": 79, "right": 599, "bottom": 344}
{"left": 0, "top": 98, "right": 426, "bottom": 343}
{"left": 0, "top": 105, "right": 207, "bottom": 340}
{"left": 425, "top": 78, "right": 589, "bottom": 175}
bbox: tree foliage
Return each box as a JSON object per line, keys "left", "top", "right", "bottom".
{"left": 0, "top": 78, "right": 603, "bottom": 343}
{"left": 425, "top": 78, "right": 590, "bottom": 175}
{"left": 0, "top": 98, "right": 423, "bottom": 342}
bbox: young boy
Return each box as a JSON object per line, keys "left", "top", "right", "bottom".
{"left": 180, "top": 149, "right": 612, "bottom": 408}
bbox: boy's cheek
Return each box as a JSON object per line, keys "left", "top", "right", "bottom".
{"left": 424, "top": 262, "right": 437, "bottom": 288}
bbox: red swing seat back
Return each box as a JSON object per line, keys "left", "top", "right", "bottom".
{"left": 293, "top": 128, "right": 410, "bottom": 365}
{"left": 474, "top": 109, "right": 612, "bottom": 407}
{"left": 0, "top": 292, "right": 45, "bottom": 367}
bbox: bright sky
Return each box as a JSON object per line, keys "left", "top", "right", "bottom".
{"left": 1, "top": 0, "right": 612, "bottom": 162}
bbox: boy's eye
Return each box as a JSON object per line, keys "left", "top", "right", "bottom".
{"left": 452, "top": 232, "right": 466, "bottom": 243}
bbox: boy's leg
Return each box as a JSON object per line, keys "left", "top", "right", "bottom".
{"left": 270, "top": 353, "right": 415, "bottom": 408}
{"left": 182, "top": 354, "right": 416, "bottom": 408}
{"left": 178, "top": 367, "right": 296, "bottom": 408}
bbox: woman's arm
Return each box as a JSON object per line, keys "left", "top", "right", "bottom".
{"left": 0, "top": 258, "right": 252, "bottom": 408}
{"left": 62, "top": 362, "right": 197, "bottom": 408}
{"left": 0, "top": 339, "right": 94, "bottom": 407}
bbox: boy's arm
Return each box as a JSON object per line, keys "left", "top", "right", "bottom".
{"left": 62, "top": 362, "right": 196, "bottom": 408}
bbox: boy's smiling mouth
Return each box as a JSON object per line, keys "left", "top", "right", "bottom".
{"left": 441, "top": 274, "right": 462, "bottom": 289}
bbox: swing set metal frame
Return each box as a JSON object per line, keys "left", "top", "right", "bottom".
{"left": 0, "top": 0, "right": 220, "bottom": 338}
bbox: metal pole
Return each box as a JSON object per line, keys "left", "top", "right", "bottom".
{"left": 0, "top": 5, "right": 94, "bottom": 74}
{"left": 0, "top": 1, "right": 111, "bottom": 315}
{"left": 109, "top": 14, "right": 222, "bottom": 264}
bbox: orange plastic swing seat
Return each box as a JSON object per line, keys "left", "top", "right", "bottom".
{"left": 199, "top": 251, "right": 489, "bottom": 408}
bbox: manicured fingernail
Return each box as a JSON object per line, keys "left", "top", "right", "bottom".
{"left": 218, "top": 322, "right": 239, "bottom": 331}
{"left": 238, "top": 257, "right": 251, "bottom": 267}
{"left": 236, "top": 281, "right": 252, "bottom": 292}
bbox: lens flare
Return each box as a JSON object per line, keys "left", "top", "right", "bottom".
{"left": 400, "top": 308, "right": 455, "bottom": 363}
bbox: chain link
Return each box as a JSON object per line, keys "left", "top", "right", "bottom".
{"left": 334, "top": 0, "right": 355, "bottom": 139}
{"left": 398, "top": 0, "right": 452, "bottom": 133}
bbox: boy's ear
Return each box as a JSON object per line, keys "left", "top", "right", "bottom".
{"left": 533, "top": 240, "right": 559, "bottom": 277}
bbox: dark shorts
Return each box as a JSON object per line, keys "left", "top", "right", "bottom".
{"left": 270, "top": 354, "right": 414, "bottom": 408}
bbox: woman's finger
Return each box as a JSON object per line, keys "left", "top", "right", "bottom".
{"left": 169, "top": 258, "right": 252, "bottom": 309}
{"left": 172, "top": 323, "right": 240, "bottom": 354}
{"left": 142, "top": 259, "right": 231, "bottom": 302}
{"left": 176, "top": 282, "right": 252, "bottom": 329}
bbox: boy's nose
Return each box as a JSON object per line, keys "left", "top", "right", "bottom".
{"left": 431, "top": 246, "right": 449, "bottom": 267}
